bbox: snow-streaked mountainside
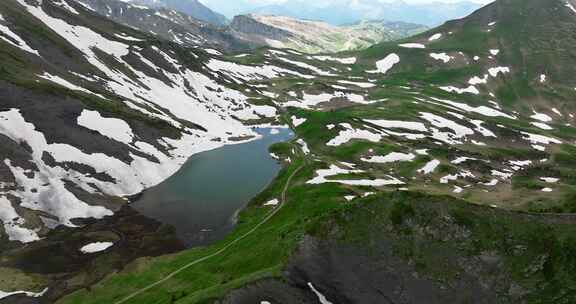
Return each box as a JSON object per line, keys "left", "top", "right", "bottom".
{"left": 74, "top": 0, "right": 249, "bottom": 51}
{"left": 231, "top": 14, "right": 428, "bottom": 54}
{"left": 0, "top": 0, "right": 290, "bottom": 243}
{"left": 119, "top": 0, "right": 227, "bottom": 26}
{"left": 5, "top": 0, "right": 576, "bottom": 302}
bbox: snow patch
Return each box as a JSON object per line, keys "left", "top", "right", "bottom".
{"left": 420, "top": 112, "right": 475, "bottom": 143}
{"left": 531, "top": 112, "right": 553, "bottom": 122}
{"left": 531, "top": 122, "right": 553, "bottom": 130}
{"left": 313, "top": 56, "right": 356, "bottom": 64}
{"left": 430, "top": 53, "right": 451, "bottom": 63}
{"left": 540, "top": 177, "right": 559, "bottom": 183}
{"left": 77, "top": 110, "right": 134, "bottom": 144}
{"left": 428, "top": 33, "right": 442, "bottom": 41}
{"left": 365, "top": 119, "right": 428, "bottom": 132}
{"left": 264, "top": 199, "right": 279, "bottom": 206}
{"left": 0, "top": 288, "right": 47, "bottom": 300}
{"left": 368, "top": 54, "right": 400, "bottom": 74}
{"left": 0, "top": 196, "right": 40, "bottom": 243}
{"left": 337, "top": 80, "right": 375, "bottom": 88}
{"left": 38, "top": 72, "right": 104, "bottom": 98}
{"left": 540, "top": 74, "right": 547, "bottom": 83}
{"left": 440, "top": 85, "right": 480, "bottom": 95}
{"left": 418, "top": 159, "right": 440, "bottom": 175}
{"left": 327, "top": 123, "right": 383, "bottom": 146}
{"left": 361, "top": 152, "right": 416, "bottom": 164}
{"left": 521, "top": 132, "right": 562, "bottom": 145}
{"left": 488, "top": 66, "right": 510, "bottom": 77}
{"left": 440, "top": 171, "right": 475, "bottom": 184}
{"left": 399, "top": 43, "right": 426, "bottom": 49}
{"left": 308, "top": 282, "right": 334, "bottom": 304}
{"left": 296, "top": 139, "right": 311, "bottom": 155}
{"left": 80, "top": 242, "right": 114, "bottom": 254}
{"left": 291, "top": 116, "right": 306, "bottom": 127}
{"left": 430, "top": 97, "right": 515, "bottom": 119}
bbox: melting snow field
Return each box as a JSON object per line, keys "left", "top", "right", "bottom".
{"left": 284, "top": 91, "right": 373, "bottom": 109}
{"left": 362, "top": 152, "right": 416, "bottom": 164}
{"left": 307, "top": 165, "right": 404, "bottom": 187}
{"left": 0, "top": 109, "right": 113, "bottom": 236}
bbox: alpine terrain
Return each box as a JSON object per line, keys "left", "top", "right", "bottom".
{"left": 204, "top": 0, "right": 484, "bottom": 27}
{"left": 1, "top": 0, "right": 576, "bottom": 303}
{"left": 74, "top": 0, "right": 249, "bottom": 50}
{"left": 230, "top": 14, "right": 428, "bottom": 54}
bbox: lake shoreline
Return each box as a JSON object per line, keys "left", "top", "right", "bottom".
{"left": 131, "top": 127, "right": 294, "bottom": 247}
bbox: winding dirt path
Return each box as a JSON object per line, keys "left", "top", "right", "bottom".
{"left": 114, "top": 155, "right": 305, "bottom": 304}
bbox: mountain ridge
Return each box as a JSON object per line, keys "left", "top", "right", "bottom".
{"left": 122, "top": 0, "right": 228, "bottom": 26}
{"left": 231, "top": 14, "right": 428, "bottom": 53}
{"left": 75, "top": 0, "right": 250, "bottom": 51}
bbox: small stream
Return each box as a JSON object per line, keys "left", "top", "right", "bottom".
{"left": 132, "top": 128, "right": 293, "bottom": 247}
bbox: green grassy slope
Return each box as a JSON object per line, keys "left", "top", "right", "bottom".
{"left": 29, "top": 0, "right": 576, "bottom": 303}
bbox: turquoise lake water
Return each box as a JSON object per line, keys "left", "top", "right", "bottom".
{"left": 133, "top": 128, "right": 293, "bottom": 247}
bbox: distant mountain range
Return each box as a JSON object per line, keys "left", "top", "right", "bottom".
{"left": 231, "top": 14, "right": 428, "bottom": 53}
{"left": 122, "top": 0, "right": 228, "bottom": 25}
{"left": 76, "top": 0, "right": 428, "bottom": 53}
{"left": 109, "top": 0, "right": 482, "bottom": 45}
{"left": 202, "top": 0, "right": 484, "bottom": 26}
